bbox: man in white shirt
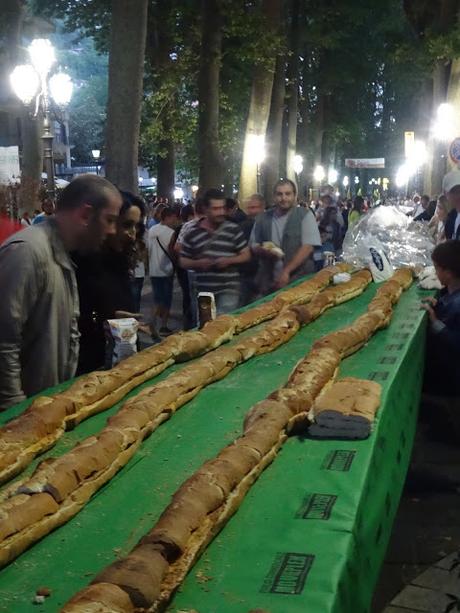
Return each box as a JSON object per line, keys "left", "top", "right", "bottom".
{"left": 147, "top": 206, "right": 179, "bottom": 335}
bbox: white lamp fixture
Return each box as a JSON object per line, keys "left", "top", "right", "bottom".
{"left": 432, "top": 103, "right": 455, "bottom": 142}
{"left": 328, "top": 168, "right": 338, "bottom": 184}
{"left": 9, "top": 64, "right": 40, "bottom": 104}
{"left": 49, "top": 72, "right": 73, "bottom": 106}
{"left": 91, "top": 149, "right": 101, "bottom": 160}
{"left": 342, "top": 176, "right": 349, "bottom": 187}
{"left": 28, "top": 38, "right": 56, "bottom": 78}
{"left": 313, "top": 164, "right": 325, "bottom": 183}
{"left": 395, "top": 164, "right": 411, "bottom": 188}
{"left": 354, "top": 176, "right": 360, "bottom": 184}
{"left": 292, "top": 154, "right": 303, "bottom": 175}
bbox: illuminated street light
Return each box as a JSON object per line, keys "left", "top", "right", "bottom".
{"left": 342, "top": 176, "right": 349, "bottom": 187}
{"left": 247, "top": 134, "right": 266, "bottom": 165}
{"left": 91, "top": 149, "right": 101, "bottom": 175}
{"left": 247, "top": 134, "right": 265, "bottom": 192}
{"left": 9, "top": 65, "right": 40, "bottom": 104}
{"left": 10, "top": 38, "right": 73, "bottom": 199}
{"left": 313, "top": 165, "right": 325, "bottom": 183}
{"left": 49, "top": 72, "right": 73, "bottom": 106}
{"left": 395, "top": 164, "right": 411, "bottom": 188}
{"left": 292, "top": 154, "right": 303, "bottom": 175}
{"left": 328, "top": 168, "right": 338, "bottom": 184}
{"left": 354, "top": 176, "right": 360, "bottom": 184}
{"left": 432, "top": 103, "right": 455, "bottom": 142}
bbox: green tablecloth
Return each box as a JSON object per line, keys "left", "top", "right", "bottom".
{"left": 0, "top": 283, "right": 427, "bottom": 613}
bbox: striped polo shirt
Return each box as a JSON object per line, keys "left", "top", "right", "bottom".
{"left": 180, "top": 219, "right": 247, "bottom": 294}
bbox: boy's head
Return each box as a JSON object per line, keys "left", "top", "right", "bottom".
{"left": 432, "top": 240, "right": 460, "bottom": 286}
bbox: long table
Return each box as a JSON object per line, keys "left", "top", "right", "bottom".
{"left": 0, "top": 283, "right": 428, "bottom": 613}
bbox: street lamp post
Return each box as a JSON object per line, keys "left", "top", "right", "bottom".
{"left": 91, "top": 149, "right": 101, "bottom": 175}
{"left": 10, "top": 39, "right": 73, "bottom": 201}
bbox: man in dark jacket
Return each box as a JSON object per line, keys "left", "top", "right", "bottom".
{"left": 0, "top": 175, "right": 122, "bottom": 410}
{"left": 250, "top": 179, "right": 321, "bottom": 293}
{"left": 443, "top": 169, "right": 460, "bottom": 240}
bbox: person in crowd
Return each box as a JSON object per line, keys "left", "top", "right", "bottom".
{"left": 32, "top": 197, "right": 55, "bottom": 224}
{"left": 225, "top": 197, "right": 248, "bottom": 224}
{"left": 251, "top": 179, "right": 321, "bottom": 293}
{"left": 75, "top": 190, "right": 145, "bottom": 375}
{"left": 321, "top": 206, "right": 343, "bottom": 254}
{"left": 148, "top": 206, "right": 179, "bottom": 335}
{"left": 421, "top": 241, "right": 460, "bottom": 399}
{"left": 131, "top": 203, "right": 149, "bottom": 313}
{"left": 411, "top": 194, "right": 423, "bottom": 218}
{"left": 414, "top": 195, "right": 434, "bottom": 221}
{"left": 170, "top": 204, "right": 195, "bottom": 330}
{"left": 240, "top": 193, "right": 265, "bottom": 305}
{"left": 348, "top": 195, "right": 365, "bottom": 227}
{"left": 428, "top": 195, "right": 449, "bottom": 244}
{"left": 313, "top": 225, "right": 331, "bottom": 271}
{"left": 0, "top": 175, "right": 122, "bottom": 409}
{"left": 20, "top": 211, "right": 32, "bottom": 227}
{"left": 443, "top": 169, "right": 460, "bottom": 240}
{"left": 180, "top": 188, "right": 250, "bottom": 314}
{"left": 316, "top": 194, "right": 344, "bottom": 227}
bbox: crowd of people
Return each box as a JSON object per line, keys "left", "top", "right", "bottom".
{"left": 2, "top": 168, "right": 460, "bottom": 414}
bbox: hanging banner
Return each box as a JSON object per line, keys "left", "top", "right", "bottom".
{"left": 345, "top": 158, "right": 385, "bottom": 169}
{"left": 0, "top": 146, "right": 20, "bottom": 183}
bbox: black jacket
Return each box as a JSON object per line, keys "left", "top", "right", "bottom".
{"left": 73, "top": 249, "right": 135, "bottom": 374}
{"left": 445, "top": 209, "right": 459, "bottom": 240}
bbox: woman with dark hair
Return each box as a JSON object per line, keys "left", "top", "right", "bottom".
{"left": 74, "top": 190, "right": 146, "bottom": 374}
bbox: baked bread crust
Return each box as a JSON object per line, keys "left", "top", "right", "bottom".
{"left": 61, "top": 269, "right": 412, "bottom": 612}
{"left": 0, "top": 265, "right": 352, "bottom": 487}
{"left": 0, "top": 269, "right": 370, "bottom": 570}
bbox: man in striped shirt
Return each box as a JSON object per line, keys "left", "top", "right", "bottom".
{"left": 179, "top": 189, "right": 250, "bottom": 314}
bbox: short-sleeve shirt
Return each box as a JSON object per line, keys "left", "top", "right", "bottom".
{"left": 180, "top": 220, "right": 247, "bottom": 294}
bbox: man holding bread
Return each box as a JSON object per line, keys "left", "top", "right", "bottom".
{"left": 250, "top": 179, "right": 321, "bottom": 293}
{"left": 0, "top": 175, "right": 122, "bottom": 410}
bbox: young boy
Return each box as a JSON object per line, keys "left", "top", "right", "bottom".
{"left": 422, "top": 240, "right": 460, "bottom": 397}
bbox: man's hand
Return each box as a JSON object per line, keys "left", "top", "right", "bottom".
{"left": 214, "top": 257, "right": 233, "bottom": 269}
{"left": 252, "top": 245, "right": 280, "bottom": 260}
{"left": 420, "top": 300, "right": 438, "bottom": 323}
{"left": 275, "top": 269, "right": 290, "bottom": 289}
{"left": 195, "top": 258, "right": 214, "bottom": 271}
{"left": 421, "top": 296, "right": 437, "bottom": 308}
{"left": 114, "top": 310, "right": 143, "bottom": 319}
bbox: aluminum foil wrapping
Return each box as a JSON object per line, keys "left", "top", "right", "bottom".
{"left": 342, "top": 205, "right": 435, "bottom": 269}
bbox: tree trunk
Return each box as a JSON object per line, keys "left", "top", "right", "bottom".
{"left": 156, "top": 136, "right": 175, "bottom": 201}
{"left": 1, "top": 0, "right": 40, "bottom": 214}
{"left": 198, "top": 0, "right": 224, "bottom": 191}
{"left": 314, "top": 93, "right": 325, "bottom": 167}
{"left": 19, "top": 110, "right": 43, "bottom": 214}
{"left": 105, "top": 0, "right": 148, "bottom": 193}
{"left": 239, "top": 0, "right": 281, "bottom": 205}
{"left": 149, "top": 3, "right": 176, "bottom": 201}
{"left": 285, "top": 0, "right": 301, "bottom": 183}
{"left": 428, "top": 62, "right": 450, "bottom": 193}
{"left": 263, "top": 54, "right": 286, "bottom": 204}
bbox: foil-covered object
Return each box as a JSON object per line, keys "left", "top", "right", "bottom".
{"left": 342, "top": 205, "right": 435, "bottom": 269}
